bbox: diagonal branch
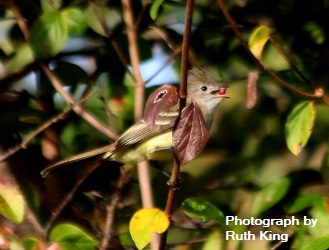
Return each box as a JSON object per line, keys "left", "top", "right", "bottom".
{"left": 0, "top": 91, "right": 95, "bottom": 162}
{"left": 217, "top": 0, "right": 328, "bottom": 103}
{"left": 44, "top": 161, "right": 103, "bottom": 233}
{"left": 39, "top": 63, "right": 119, "bottom": 139}
{"left": 10, "top": 0, "right": 119, "bottom": 140}
{"left": 88, "top": 0, "right": 134, "bottom": 80}
{"left": 99, "top": 168, "right": 132, "bottom": 250}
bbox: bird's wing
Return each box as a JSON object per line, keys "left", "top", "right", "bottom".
{"left": 113, "top": 107, "right": 179, "bottom": 152}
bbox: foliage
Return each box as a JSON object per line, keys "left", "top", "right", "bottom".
{"left": 130, "top": 208, "right": 169, "bottom": 249}
{"left": 0, "top": 0, "right": 329, "bottom": 249}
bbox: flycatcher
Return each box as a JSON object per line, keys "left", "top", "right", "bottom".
{"left": 41, "top": 68, "right": 228, "bottom": 177}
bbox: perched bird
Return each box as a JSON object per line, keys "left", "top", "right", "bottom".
{"left": 41, "top": 68, "right": 228, "bottom": 177}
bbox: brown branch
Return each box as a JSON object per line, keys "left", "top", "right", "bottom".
{"left": 121, "top": 1, "right": 157, "bottom": 248}
{"left": 44, "top": 161, "right": 103, "bottom": 233}
{"left": 0, "top": 90, "right": 97, "bottom": 162}
{"left": 99, "top": 168, "right": 131, "bottom": 250}
{"left": 121, "top": 0, "right": 145, "bottom": 120}
{"left": 144, "top": 47, "right": 182, "bottom": 85}
{"left": 0, "top": 106, "right": 71, "bottom": 162}
{"left": 40, "top": 63, "right": 119, "bottom": 139}
{"left": 88, "top": 0, "right": 134, "bottom": 80}
{"left": 269, "top": 36, "right": 317, "bottom": 90}
{"left": 10, "top": 0, "right": 119, "bottom": 140}
{"left": 9, "top": 0, "right": 30, "bottom": 38}
{"left": 217, "top": 0, "right": 326, "bottom": 101}
{"left": 159, "top": 1, "right": 194, "bottom": 249}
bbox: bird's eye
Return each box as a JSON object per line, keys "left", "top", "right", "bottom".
{"left": 155, "top": 90, "right": 167, "bottom": 102}
{"left": 200, "top": 86, "right": 208, "bottom": 91}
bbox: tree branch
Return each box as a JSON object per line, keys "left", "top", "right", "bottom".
{"left": 44, "top": 161, "right": 103, "bottom": 233}
{"left": 99, "top": 168, "right": 131, "bottom": 250}
{"left": 159, "top": 0, "right": 194, "bottom": 249}
{"left": 217, "top": 0, "right": 327, "bottom": 102}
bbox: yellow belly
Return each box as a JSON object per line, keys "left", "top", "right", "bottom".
{"left": 111, "top": 131, "right": 173, "bottom": 164}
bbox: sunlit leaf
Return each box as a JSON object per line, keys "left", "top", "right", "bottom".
{"left": 309, "top": 203, "right": 329, "bottom": 236}
{"left": 61, "top": 7, "right": 88, "bottom": 35}
{"left": 304, "top": 21, "right": 325, "bottom": 45}
{"left": 150, "top": 0, "right": 165, "bottom": 20}
{"left": 182, "top": 197, "right": 227, "bottom": 228}
{"left": 22, "top": 237, "right": 46, "bottom": 250}
{"left": 249, "top": 25, "right": 271, "bottom": 60}
{"left": 49, "top": 224, "right": 98, "bottom": 250}
{"left": 251, "top": 177, "right": 291, "bottom": 216}
{"left": 0, "top": 177, "right": 25, "bottom": 223}
{"left": 41, "top": 0, "right": 62, "bottom": 12}
{"left": 84, "top": 5, "right": 121, "bottom": 36}
{"left": 285, "top": 101, "right": 315, "bottom": 156}
{"left": 29, "top": 11, "right": 68, "bottom": 58}
{"left": 202, "top": 230, "right": 224, "bottom": 250}
{"left": 129, "top": 208, "right": 169, "bottom": 250}
{"left": 5, "top": 44, "right": 34, "bottom": 73}
{"left": 286, "top": 194, "right": 323, "bottom": 214}
{"left": 301, "top": 235, "right": 329, "bottom": 250}
{"left": 174, "top": 101, "right": 210, "bottom": 165}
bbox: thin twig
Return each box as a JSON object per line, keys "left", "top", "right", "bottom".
{"left": 25, "top": 203, "right": 47, "bottom": 239}
{"left": 159, "top": 0, "right": 194, "bottom": 249}
{"left": 0, "top": 90, "right": 97, "bottom": 162}
{"left": 121, "top": 0, "right": 145, "bottom": 120}
{"left": 39, "top": 63, "right": 119, "bottom": 139}
{"left": 216, "top": 0, "right": 326, "bottom": 101}
{"left": 88, "top": 0, "right": 134, "bottom": 80}
{"left": 9, "top": 0, "right": 29, "bottom": 38}
{"left": 269, "top": 36, "right": 317, "bottom": 90}
{"left": 99, "top": 168, "right": 131, "bottom": 250}
{"left": 0, "top": 107, "right": 71, "bottom": 162}
{"left": 44, "top": 161, "right": 103, "bottom": 233}
{"left": 145, "top": 47, "right": 182, "bottom": 85}
{"left": 10, "top": 0, "right": 119, "bottom": 140}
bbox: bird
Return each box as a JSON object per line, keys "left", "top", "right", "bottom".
{"left": 41, "top": 67, "right": 228, "bottom": 177}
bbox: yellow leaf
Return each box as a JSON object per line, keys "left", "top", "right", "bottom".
{"left": 129, "top": 208, "right": 169, "bottom": 249}
{"left": 249, "top": 25, "right": 271, "bottom": 60}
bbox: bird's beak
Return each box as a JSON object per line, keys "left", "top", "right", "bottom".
{"left": 211, "top": 87, "right": 230, "bottom": 98}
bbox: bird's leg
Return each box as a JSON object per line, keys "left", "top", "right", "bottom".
{"left": 149, "top": 161, "right": 181, "bottom": 190}
{"left": 149, "top": 161, "right": 171, "bottom": 178}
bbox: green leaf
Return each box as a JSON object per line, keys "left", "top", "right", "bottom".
{"left": 84, "top": 5, "right": 121, "bottom": 36}
{"left": 301, "top": 236, "right": 329, "bottom": 250}
{"left": 150, "top": 0, "right": 165, "bottom": 20}
{"left": 182, "top": 197, "right": 227, "bottom": 229}
{"left": 22, "top": 237, "right": 45, "bottom": 250}
{"left": 49, "top": 224, "right": 98, "bottom": 250}
{"left": 129, "top": 208, "right": 169, "bottom": 250}
{"left": 251, "top": 177, "right": 291, "bottom": 216}
{"left": 249, "top": 25, "right": 271, "bottom": 60}
{"left": 309, "top": 203, "right": 329, "bottom": 236}
{"left": 29, "top": 11, "right": 68, "bottom": 58}
{"left": 286, "top": 194, "right": 323, "bottom": 214}
{"left": 61, "top": 7, "right": 88, "bottom": 35}
{"left": 5, "top": 44, "right": 34, "bottom": 73}
{"left": 285, "top": 101, "right": 315, "bottom": 155}
{"left": 41, "top": 0, "right": 62, "bottom": 12}
{"left": 0, "top": 177, "right": 25, "bottom": 223}
{"left": 202, "top": 230, "right": 224, "bottom": 250}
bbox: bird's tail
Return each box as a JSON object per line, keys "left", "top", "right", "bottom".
{"left": 41, "top": 144, "right": 115, "bottom": 178}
